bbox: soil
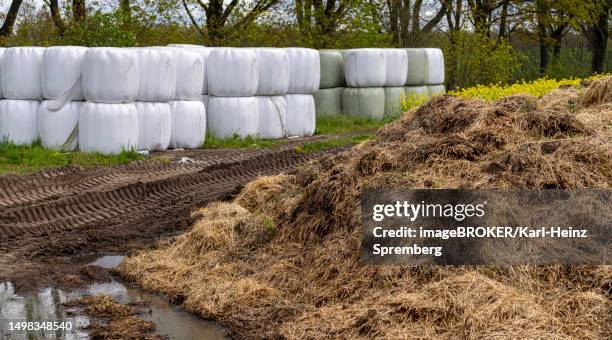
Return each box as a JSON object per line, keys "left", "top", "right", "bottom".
{"left": 0, "top": 139, "right": 347, "bottom": 294}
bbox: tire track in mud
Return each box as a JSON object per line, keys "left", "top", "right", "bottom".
{"left": 0, "top": 147, "right": 342, "bottom": 240}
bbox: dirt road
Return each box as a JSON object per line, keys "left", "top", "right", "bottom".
{"left": 0, "top": 143, "right": 345, "bottom": 292}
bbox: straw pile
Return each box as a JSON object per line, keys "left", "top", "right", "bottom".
{"left": 120, "top": 77, "right": 612, "bottom": 339}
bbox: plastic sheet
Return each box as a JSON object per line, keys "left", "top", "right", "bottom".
{"left": 207, "top": 48, "right": 258, "bottom": 97}
{"left": 82, "top": 48, "right": 139, "bottom": 103}
{"left": 428, "top": 85, "right": 446, "bottom": 96}
{"left": 201, "top": 95, "right": 209, "bottom": 112}
{"left": 1, "top": 47, "right": 45, "bottom": 100}
{"left": 169, "top": 101, "right": 206, "bottom": 149}
{"left": 168, "top": 44, "right": 210, "bottom": 94}
{"left": 286, "top": 48, "right": 320, "bottom": 94}
{"left": 404, "top": 48, "right": 428, "bottom": 85}
{"left": 284, "top": 94, "right": 316, "bottom": 137}
{"left": 167, "top": 48, "right": 204, "bottom": 100}
{"left": 0, "top": 48, "right": 5, "bottom": 98}
{"left": 343, "top": 49, "right": 386, "bottom": 87}
{"left": 342, "top": 87, "right": 385, "bottom": 121}
{"left": 134, "top": 48, "right": 176, "bottom": 102}
{"left": 254, "top": 48, "right": 289, "bottom": 95}
{"left": 383, "top": 49, "right": 408, "bottom": 86}
{"left": 318, "top": 50, "right": 345, "bottom": 89}
{"left": 0, "top": 100, "right": 40, "bottom": 145}
{"left": 314, "top": 87, "right": 343, "bottom": 116}
{"left": 256, "top": 96, "right": 287, "bottom": 139}
{"left": 79, "top": 102, "right": 139, "bottom": 154}
{"left": 384, "top": 87, "right": 406, "bottom": 117}
{"left": 135, "top": 102, "right": 172, "bottom": 151}
{"left": 42, "top": 46, "right": 87, "bottom": 101}
{"left": 425, "top": 48, "right": 445, "bottom": 85}
{"left": 207, "top": 97, "right": 258, "bottom": 139}
{"left": 38, "top": 101, "right": 81, "bottom": 151}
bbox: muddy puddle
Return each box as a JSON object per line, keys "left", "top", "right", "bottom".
{"left": 0, "top": 256, "right": 227, "bottom": 340}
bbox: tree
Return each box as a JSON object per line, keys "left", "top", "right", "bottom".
{"left": 0, "top": 0, "right": 24, "bottom": 37}
{"left": 182, "top": 0, "right": 280, "bottom": 44}
{"left": 386, "top": 0, "right": 447, "bottom": 47}
{"left": 45, "top": 0, "right": 89, "bottom": 34}
{"left": 581, "top": 0, "right": 610, "bottom": 73}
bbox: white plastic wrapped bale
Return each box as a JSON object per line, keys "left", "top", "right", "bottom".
{"left": 284, "top": 94, "right": 316, "bottom": 137}
{"left": 82, "top": 48, "right": 139, "bottom": 103}
{"left": 167, "top": 44, "right": 210, "bottom": 94}
{"left": 286, "top": 48, "right": 320, "bottom": 94}
{"left": 343, "top": 49, "right": 386, "bottom": 88}
{"left": 207, "top": 97, "right": 258, "bottom": 139}
{"left": 404, "top": 49, "right": 428, "bottom": 85}
{"left": 79, "top": 103, "right": 139, "bottom": 154}
{"left": 0, "top": 100, "right": 40, "bottom": 144}
{"left": 167, "top": 48, "right": 204, "bottom": 100}
{"left": 201, "top": 95, "right": 209, "bottom": 112}
{"left": 207, "top": 48, "right": 258, "bottom": 97}
{"left": 318, "top": 50, "right": 344, "bottom": 89}
{"left": 314, "top": 87, "right": 343, "bottom": 116}
{"left": 254, "top": 48, "right": 289, "bottom": 95}
{"left": 256, "top": 96, "right": 287, "bottom": 139}
{"left": 169, "top": 101, "right": 206, "bottom": 149}
{"left": 342, "top": 87, "right": 385, "bottom": 121}
{"left": 134, "top": 48, "right": 176, "bottom": 102}
{"left": 0, "top": 48, "right": 5, "bottom": 98}
{"left": 135, "top": 102, "right": 171, "bottom": 151}
{"left": 1, "top": 47, "right": 45, "bottom": 100}
{"left": 39, "top": 101, "right": 81, "bottom": 151}
{"left": 41, "top": 46, "right": 87, "bottom": 101}
{"left": 428, "top": 85, "right": 446, "bottom": 96}
{"left": 425, "top": 48, "right": 445, "bottom": 85}
{"left": 384, "top": 87, "right": 406, "bottom": 117}
{"left": 383, "top": 49, "right": 408, "bottom": 87}
{"left": 404, "top": 85, "right": 430, "bottom": 100}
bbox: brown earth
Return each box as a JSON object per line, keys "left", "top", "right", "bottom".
{"left": 0, "top": 139, "right": 347, "bottom": 293}
{"left": 120, "top": 77, "right": 612, "bottom": 339}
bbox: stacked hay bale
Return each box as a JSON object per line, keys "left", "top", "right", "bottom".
{"left": 206, "top": 48, "right": 259, "bottom": 139}
{"left": 314, "top": 50, "right": 344, "bottom": 116}
{"left": 0, "top": 47, "right": 45, "bottom": 145}
{"left": 404, "top": 48, "right": 446, "bottom": 99}
{"left": 254, "top": 48, "right": 289, "bottom": 139}
{"left": 163, "top": 46, "right": 206, "bottom": 149}
{"left": 285, "top": 48, "right": 320, "bottom": 137}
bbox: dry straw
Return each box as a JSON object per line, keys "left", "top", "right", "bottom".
{"left": 120, "top": 77, "right": 612, "bottom": 339}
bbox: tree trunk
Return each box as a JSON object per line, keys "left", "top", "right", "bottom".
{"left": 399, "top": 0, "right": 411, "bottom": 46}
{"left": 539, "top": 38, "right": 550, "bottom": 74}
{"left": 120, "top": 0, "right": 132, "bottom": 24}
{"left": 389, "top": 0, "right": 400, "bottom": 45}
{"left": 0, "top": 0, "right": 24, "bottom": 37}
{"left": 48, "top": 0, "right": 67, "bottom": 35}
{"left": 589, "top": 3, "right": 610, "bottom": 73}
{"left": 73, "top": 0, "right": 86, "bottom": 23}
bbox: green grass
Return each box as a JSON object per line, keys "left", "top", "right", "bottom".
{"left": 0, "top": 140, "right": 143, "bottom": 175}
{"left": 295, "top": 134, "right": 372, "bottom": 153}
{"left": 315, "top": 114, "right": 392, "bottom": 135}
{"left": 202, "top": 134, "right": 286, "bottom": 149}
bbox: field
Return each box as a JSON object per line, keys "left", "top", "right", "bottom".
{"left": 0, "top": 76, "right": 610, "bottom": 339}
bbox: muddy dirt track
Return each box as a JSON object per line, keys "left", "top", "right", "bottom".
{"left": 0, "top": 142, "right": 346, "bottom": 293}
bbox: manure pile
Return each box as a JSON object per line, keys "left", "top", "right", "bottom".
{"left": 120, "top": 77, "right": 612, "bottom": 339}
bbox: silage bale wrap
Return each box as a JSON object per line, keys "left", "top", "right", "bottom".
{"left": 343, "top": 48, "right": 386, "bottom": 87}
{"left": 383, "top": 49, "right": 408, "bottom": 87}
{"left": 0, "top": 48, "right": 6, "bottom": 98}
{"left": 169, "top": 100, "right": 206, "bottom": 149}
{"left": 286, "top": 48, "right": 320, "bottom": 94}
{"left": 168, "top": 48, "right": 204, "bottom": 100}
{"left": 384, "top": 87, "right": 406, "bottom": 117}
{"left": 428, "top": 85, "right": 446, "bottom": 96}
{"left": 0, "top": 100, "right": 40, "bottom": 145}
{"left": 257, "top": 96, "right": 287, "bottom": 139}
{"left": 405, "top": 85, "right": 430, "bottom": 99}
{"left": 207, "top": 97, "right": 258, "bottom": 139}
{"left": 1, "top": 47, "right": 45, "bottom": 100}
{"left": 201, "top": 94, "right": 209, "bottom": 111}
{"left": 425, "top": 48, "right": 445, "bottom": 85}
{"left": 314, "top": 87, "right": 343, "bottom": 116}
{"left": 38, "top": 101, "right": 81, "bottom": 151}
{"left": 342, "top": 87, "right": 385, "bottom": 121}
{"left": 41, "top": 46, "right": 87, "bottom": 102}
{"left": 284, "top": 94, "right": 315, "bottom": 137}
{"left": 404, "top": 48, "right": 428, "bottom": 85}
{"left": 167, "top": 44, "right": 210, "bottom": 94}
{"left": 133, "top": 48, "right": 176, "bottom": 102}
{"left": 254, "top": 48, "right": 289, "bottom": 95}
{"left": 79, "top": 102, "right": 139, "bottom": 154}
{"left": 207, "top": 48, "right": 258, "bottom": 97}
{"left": 82, "top": 48, "right": 139, "bottom": 103}
{"left": 318, "top": 50, "right": 344, "bottom": 89}
{"left": 135, "top": 102, "right": 172, "bottom": 151}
